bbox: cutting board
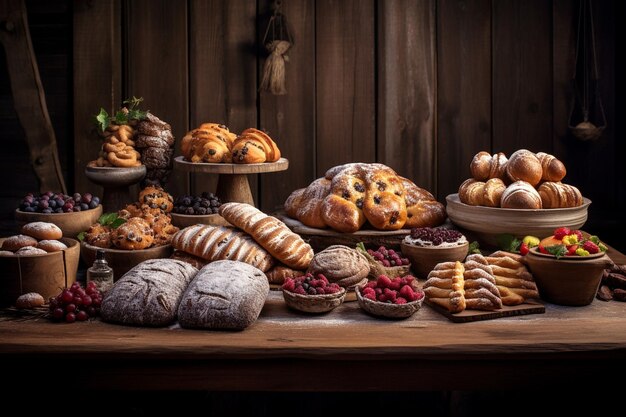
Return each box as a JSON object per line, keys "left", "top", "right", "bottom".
{"left": 425, "top": 299, "right": 545, "bottom": 323}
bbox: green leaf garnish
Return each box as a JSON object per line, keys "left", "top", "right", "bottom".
{"left": 110, "top": 218, "right": 127, "bottom": 229}
{"left": 93, "top": 96, "right": 147, "bottom": 131}
{"left": 546, "top": 244, "right": 568, "bottom": 259}
{"left": 496, "top": 233, "right": 521, "bottom": 253}
{"left": 98, "top": 213, "right": 118, "bottom": 226}
{"left": 467, "top": 241, "right": 481, "bottom": 255}
{"left": 95, "top": 108, "right": 110, "bottom": 132}
{"left": 77, "top": 231, "right": 85, "bottom": 241}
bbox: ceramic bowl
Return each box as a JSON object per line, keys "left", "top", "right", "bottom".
{"left": 445, "top": 193, "right": 591, "bottom": 246}
{"left": 15, "top": 205, "right": 103, "bottom": 239}
{"left": 169, "top": 212, "right": 230, "bottom": 229}
{"left": 525, "top": 247, "right": 613, "bottom": 306}
{"left": 282, "top": 287, "right": 346, "bottom": 313}
{"left": 401, "top": 240, "right": 469, "bottom": 279}
{"left": 80, "top": 241, "right": 172, "bottom": 281}
{"left": 355, "top": 281, "right": 424, "bottom": 319}
{"left": 0, "top": 237, "right": 80, "bottom": 306}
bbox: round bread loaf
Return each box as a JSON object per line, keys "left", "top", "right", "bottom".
{"left": 21, "top": 222, "right": 62, "bottom": 240}
{"left": 0, "top": 250, "right": 15, "bottom": 256}
{"left": 307, "top": 245, "right": 370, "bottom": 288}
{"left": 15, "top": 292, "right": 45, "bottom": 309}
{"left": 15, "top": 246, "right": 48, "bottom": 256}
{"left": 1, "top": 234, "right": 38, "bottom": 251}
{"left": 506, "top": 149, "right": 543, "bottom": 186}
{"left": 178, "top": 260, "right": 269, "bottom": 330}
{"left": 37, "top": 239, "right": 68, "bottom": 253}
{"left": 501, "top": 181, "right": 543, "bottom": 209}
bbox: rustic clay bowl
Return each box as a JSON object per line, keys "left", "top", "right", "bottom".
{"left": 445, "top": 193, "right": 591, "bottom": 246}
{"left": 15, "top": 205, "right": 103, "bottom": 239}
{"left": 401, "top": 240, "right": 469, "bottom": 279}
{"left": 282, "top": 287, "right": 346, "bottom": 313}
{"left": 169, "top": 212, "right": 230, "bottom": 229}
{"left": 80, "top": 241, "right": 172, "bottom": 281}
{"left": 355, "top": 281, "right": 424, "bottom": 319}
{"left": 525, "top": 247, "right": 613, "bottom": 306}
{"left": 0, "top": 237, "right": 80, "bottom": 306}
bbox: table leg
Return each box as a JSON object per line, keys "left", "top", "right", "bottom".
{"left": 216, "top": 174, "right": 255, "bottom": 206}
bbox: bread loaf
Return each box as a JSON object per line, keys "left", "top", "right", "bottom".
{"left": 171, "top": 224, "right": 274, "bottom": 272}
{"left": 536, "top": 152, "right": 566, "bottom": 182}
{"left": 293, "top": 177, "right": 331, "bottom": 228}
{"left": 400, "top": 177, "right": 447, "bottom": 228}
{"left": 537, "top": 182, "right": 583, "bottom": 208}
{"left": 500, "top": 181, "right": 543, "bottom": 209}
{"left": 218, "top": 202, "right": 313, "bottom": 270}
{"left": 100, "top": 259, "right": 198, "bottom": 326}
{"left": 21, "top": 222, "right": 62, "bottom": 240}
{"left": 178, "top": 260, "right": 269, "bottom": 330}
{"left": 265, "top": 265, "right": 303, "bottom": 285}
{"left": 307, "top": 245, "right": 370, "bottom": 288}
{"left": 470, "top": 151, "right": 508, "bottom": 181}
{"left": 506, "top": 149, "right": 543, "bottom": 186}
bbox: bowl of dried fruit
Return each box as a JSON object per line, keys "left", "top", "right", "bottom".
{"left": 281, "top": 273, "right": 347, "bottom": 313}
{"left": 401, "top": 227, "right": 469, "bottom": 278}
{"left": 355, "top": 275, "right": 424, "bottom": 319}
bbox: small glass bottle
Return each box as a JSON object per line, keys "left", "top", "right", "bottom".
{"left": 87, "top": 249, "right": 114, "bottom": 293}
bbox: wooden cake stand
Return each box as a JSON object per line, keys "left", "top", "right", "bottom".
{"left": 173, "top": 156, "right": 289, "bottom": 206}
{"left": 84, "top": 165, "right": 146, "bottom": 212}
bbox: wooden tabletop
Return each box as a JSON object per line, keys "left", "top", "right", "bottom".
{"left": 1, "top": 247, "right": 625, "bottom": 392}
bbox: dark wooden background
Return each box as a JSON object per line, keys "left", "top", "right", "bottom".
{"left": 1, "top": 0, "right": 624, "bottom": 250}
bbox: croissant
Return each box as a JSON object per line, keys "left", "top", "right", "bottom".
{"left": 506, "top": 149, "right": 543, "bottom": 186}
{"left": 181, "top": 128, "right": 232, "bottom": 163}
{"left": 231, "top": 128, "right": 281, "bottom": 164}
{"left": 170, "top": 224, "right": 274, "bottom": 272}
{"left": 500, "top": 181, "right": 542, "bottom": 209}
{"left": 219, "top": 202, "right": 313, "bottom": 270}
{"left": 536, "top": 152, "right": 566, "bottom": 182}
{"left": 458, "top": 178, "right": 506, "bottom": 207}
{"left": 470, "top": 151, "right": 508, "bottom": 181}
{"left": 537, "top": 181, "right": 583, "bottom": 208}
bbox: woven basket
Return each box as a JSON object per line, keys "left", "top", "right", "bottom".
{"left": 282, "top": 287, "right": 346, "bottom": 313}
{"left": 355, "top": 281, "right": 423, "bottom": 319}
{"left": 357, "top": 245, "right": 411, "bottom": 279}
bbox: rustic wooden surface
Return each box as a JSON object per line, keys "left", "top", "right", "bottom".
{"left": 377, "top": 0, "right": 436, "bottom": 194}
{"left": 0, "top": 0, "right": 66, "bottom": 193}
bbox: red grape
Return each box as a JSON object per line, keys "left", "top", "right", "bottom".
{"left": 82, "top": 295, "right": 92, "bottom": 307}
{"left": 52, "top": 308, "right": 64, "bottom": 320}
{"left": 65, "top": 303, "right": 76, "bottom": 313}
{"left": 61, "top": 290, "right": 73, "bottom": 303}
{"left": 65, "top": 312, "right": 76, "bottom": 323}
{"left": 76, "top": 311, "right": 89, "bottom": 321}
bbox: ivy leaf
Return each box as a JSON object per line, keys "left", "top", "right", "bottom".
{"left": 114, "top": 110, "right": 129, "bottom": 125}
{"left": 496, "top": 233, "right": 521, "bottom": 253}
{"left": 127, "top": 108, "right": 147, "bottom": 121}
{"left": 95, "top": 108, "right": 110, "bottom": 132}
{"left": 546, "top": 244, "right": 568, "bottom": 259}
{"left": 98, "top": 213, "right": 118, "bottom": 226}
{"left": 110, "top": 218, "right": 127, "bottom": 229}
{"left": 467, "top": 241, "right": 481, "bottom": 255}
{"left": 77, "top": 231, "right": 85, "bottom": 242}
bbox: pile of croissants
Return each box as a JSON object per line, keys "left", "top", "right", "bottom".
{"left": 459, "top": 149, "right": 583, "bottom": 209}
{"left": 180, "top": 123, "right": 281, "bottom": 164}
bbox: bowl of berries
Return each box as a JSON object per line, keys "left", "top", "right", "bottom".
{"left": 15, "top": 191, "right": 103, "bottom": 239}
{"left": 525, "top": 227, "right": 612, "bottom": 306}
{"left": 355, "top": 275, "right": 424, "bottom": 319}
{"left": 169, "top": 192, "right": 230, "bottom": 229}
{"left": 356, "top": 243, "right": 411, "bottom": 280}
{"left": 401, "top": 227, "right": 469, "bottom": 278}
{"left": 281, "top": 273, "right": 347, "bottom": 313}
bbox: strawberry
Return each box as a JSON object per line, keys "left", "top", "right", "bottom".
{"left": 538, "top": 244, "right": 549, "bottom": 254}
{"left": 566, "top": 245, "right": 578, "bottom": 256}
{"left": 582, "top": 240, "right": 600, "bottom": 254}
{"left": 519, "top": 242, "right": 530, "bottom": 256}
{"left": 553, "top": 227, "right": 571, "bottom": 240}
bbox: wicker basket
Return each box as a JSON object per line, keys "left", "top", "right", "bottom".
{"left": 355, "top": 281, "right": 423, "bottom": 319}
{"left": 282, "top": 287, "right": 346, "bottom": 313}
{"left": 356, "top": 244, "right": 411, "bottom": 279}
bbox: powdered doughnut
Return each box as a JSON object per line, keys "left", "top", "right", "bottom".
{"left": 21, "top": 221, "right": 62, "bottom": 240}
{"left": 2, "top": 234, "right": 38, "bottom": 251}
{"left": 15, "top": 246, "right": 48, "bottom": 256}
{"left": 37, "top": 239, "right": 68, "bottom": 252}
{"left": 15, "top": 292, "right": 45, "bottom": 309}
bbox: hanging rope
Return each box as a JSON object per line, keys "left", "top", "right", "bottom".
{"left": 260, "top": 0, "right": 293, "bottom": 95}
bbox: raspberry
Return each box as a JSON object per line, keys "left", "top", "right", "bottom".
{"left": 401, "top": 276, "right": 415, "bottom": 286}
{"left": 582, "top": 240, "right": 600, "bottom": 254}
{"left": 381, "top": 259, "right": 391, "bottom": 267}
{"left": 327, "top": 283, "right": 342, "bottom": 293}
{"left": 383, "top": 288, "right": 397, "bottom": 302}
{"left": 362, "top": 287, "right": 376, "bottom": 297}
{"left": 395, "top": 297, "right": 407, "bottom": 305}
{"left": 282, "top": 279, "right": 296, "bottom": 292}
{"left": 387, "top": 278, "right": 402, "bottom": 291}
{"left": 294, "top": 286, "right": 306, "bottom": 295}
{"left": 399, "top": 284, "right": 416, "bottom": 301}
{"left": 378, "top": 294, "right": 387, "bottom": 302}
{"left": 365, "top": 281, "right": 377, "bottom": 289}
{"left": 317, "top": 279, "right": 327, "bottom": 288}
{"left": 375, "top": 287, "right": 383, "bottom": 296}
{"left": 415, "top": 289, "right": 424, "bottom": 300}
{"left": 553, "top": 227, "right": 571, "bottom": 240}
{"left": 316, "top": 273, "right": 328, "bottom": 282}
{"left": 364, "top": 292, "right": 377, "bottom": 301}
{"left": 315, "top": 287, "right": 325, "bottom": 295}
{"left": 377, "top": 275, "right": 392, "bottom": 288}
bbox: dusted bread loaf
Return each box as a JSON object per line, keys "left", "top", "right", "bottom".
{"left": 178, "top": 260, "right": 269, "bottom": 330}
{"left": 500, "top": 181, "right": 542, "bottom": 209}
{"left": 100, "top": 259, "right": 198, "bottom": 327}
{"left": 307, "top": 245, "right": 370, "bottom": 289}
{"left": 506, "top": 149, "right": 543, "bottom": 186}
{"left": 219, "top": 202, "right": 313, "bottom": 270}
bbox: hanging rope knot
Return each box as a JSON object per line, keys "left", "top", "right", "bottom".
{"left": 260, "top": 1, "right": 292, "bottom": 95}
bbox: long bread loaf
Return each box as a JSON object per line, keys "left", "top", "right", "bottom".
{"left": 219, "top": 202, "right": 314, "bottom": 270}
{"left": 171, "top": 224, "right": 274, "bottom": 272}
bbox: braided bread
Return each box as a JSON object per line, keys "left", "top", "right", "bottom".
{"left": 171, "top": 224, "right": 274, "bottom": 272}
{"left": 218, "top": 202, "right": 313, "bottom": 270}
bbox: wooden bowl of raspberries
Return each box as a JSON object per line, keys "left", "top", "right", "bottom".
{"left": 281, "top": 273, "right": 346, "bottom": 313}
{"left": 355, "top": 275, "right": 424, "bottom": 319}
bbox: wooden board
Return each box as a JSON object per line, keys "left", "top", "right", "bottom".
{"left": 173, "top": 156, "right": 289, "bottom": 174}
{"left": 425, "top": 299, "right": 545, "bottom": 323}
{"left": 377, "top": 0, "right": 437, "bottom": 194}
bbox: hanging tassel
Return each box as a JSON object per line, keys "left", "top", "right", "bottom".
{"left": 260, "top": 40, "right": 290, "bottom": 95}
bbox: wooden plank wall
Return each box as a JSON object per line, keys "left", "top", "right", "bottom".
{"left": 1, "top": 0, "right": 623, "bottom": 248}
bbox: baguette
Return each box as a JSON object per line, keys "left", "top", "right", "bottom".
{"left": 171, "top": 224, "right": 274, "bottom": 272}
{"left": 219, "top": 202, "right": 314, "bottom": 270}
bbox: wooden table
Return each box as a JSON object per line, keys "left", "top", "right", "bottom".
{"left": 1, "top": 247, "right": 625, "bottom": 394}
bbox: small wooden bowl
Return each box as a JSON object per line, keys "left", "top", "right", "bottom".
{"left": 169, "top": 212, "right": 230, "bottom": 229}
{"left": 282, "top": 287, "right": 346, "bottom": 313}
{"left": 15, "top": 205, "right": 103, "bottom": 239}
{"left": 0, "top": 237, "right": 80, "bottom": 306}
{"left": 525, "top": 247, "right": 613, "bottom": 306}
{"left": 80, "top": 241, "right": 173, "bottom": 281}
{"left": 355, "top": 282, "right": 424, "bottom": 319}
{"left": 401, "top": 240, "right": 469, "bottom": 279}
